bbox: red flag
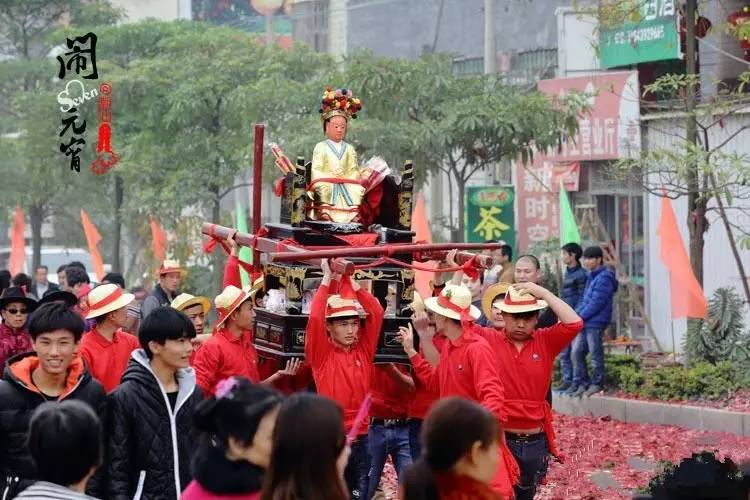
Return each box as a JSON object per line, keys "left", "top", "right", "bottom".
{"left": 411, "top": 192, "right": 434, "bottom": 299}
{"left": 80, "top": 210, "right": 105, "bottom": 282}
{"left": 657, "top": 196, "right": 707, "bottom": 319}
{"left": 9, "top": 206, "right": 26, "bottom": 276}
{"left": 150, "top": 216, "right": 167, "bottom": 263}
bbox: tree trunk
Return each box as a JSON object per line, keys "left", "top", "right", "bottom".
{"left": 211, "top": 183, "right": 223, "bottom": 291}
{"left": 29, "top": 204, "right": 43, "bottom": 272}
{"left": 112, "top": 175, "right": 123, "bottom": 272}
{"left": 685, "top": 0, "right": 707, "bottom": 286}
{"left": 456, "top": 171, "right": 466, "bottom": 242}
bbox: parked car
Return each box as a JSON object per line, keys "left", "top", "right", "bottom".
{"left": 0, "top": 246, "right": 102, "bottom": 284}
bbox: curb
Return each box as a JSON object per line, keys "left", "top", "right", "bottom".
{"left": 552, "top": 393, "right": 750, "bottom": 437}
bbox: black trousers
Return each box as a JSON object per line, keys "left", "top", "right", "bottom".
{"left": 344, "top": 435, "right": 370, "bottom": 499}
{"left": 506, "top": 433, "right": 550, "bottom": 500}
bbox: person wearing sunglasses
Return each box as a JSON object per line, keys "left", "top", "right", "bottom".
{"left": 0, "top": 287, "right": 38, "bottom": 370}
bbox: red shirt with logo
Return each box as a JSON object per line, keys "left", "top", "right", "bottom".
{"left": 369, "top": 364, "right": 414, "bottom": 419}
{"left": 193, "top": 327, "right": 260, "bottom": 394}
{"left": 305, "top": 283, "right": 384, "bottom": 434}
{"left": 79, "top": 326, "right": 140, "bottom": 393}
{"left": 475, "top": 320, "right": 582, "bottom": 431}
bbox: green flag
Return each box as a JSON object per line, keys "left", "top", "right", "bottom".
{"left": 234, "top": 196, "right": 252, "bottom": 287}
{"left": 559, "top": 180, "right": 581, "bottom": 245}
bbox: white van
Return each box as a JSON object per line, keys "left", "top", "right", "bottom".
{"left": 0, "top": 246, "right": 102, "bottom": 284}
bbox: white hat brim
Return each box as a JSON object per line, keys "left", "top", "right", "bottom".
{"left": 215, "top": 292, "right": 253, "bottom": 327}
{"left": 424, "top": 296, "right": 481, "bottom": 321}
{"left": 85, "top": 293, "right": 135, "bottom": 319}
{"left": 496, "top": 300, "right": 548, "bottom": 314}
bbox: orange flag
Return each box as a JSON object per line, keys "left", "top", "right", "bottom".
{"left": 657, "top": 195, "right": 707, "bottom": 319}
{"left": 150, "top": 216, "right": 167, "bottom": 263}
{"left": 9, "top": 206, "right": 26, "bottom": 276}
{"left": 80, "top": 210, "right": 105, "bottom": 282}
{"left": 411, "top": 192, "right": 434, "bottom": 299}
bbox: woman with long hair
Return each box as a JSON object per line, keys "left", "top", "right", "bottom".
{"left": 401, "top": 397, "right": 504, "bottom": 500}
{"left": 182, "top": 377, "right": 282, "bottom": 500}
{"left": 261, "top": 393, "right": 350, "bottom": 500}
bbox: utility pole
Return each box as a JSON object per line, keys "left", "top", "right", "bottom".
{"left": 484, "top": 0, "right": 496, "bottom": 74}
{"left": 684, "top": 0, "right": 706, "bottom": 286}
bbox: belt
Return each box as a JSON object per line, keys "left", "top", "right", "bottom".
{"left": 371, "top": 417, "right": 408, "bottom": 427}
{"left": 505, "top": 431, "right": 546, "bottom": 443}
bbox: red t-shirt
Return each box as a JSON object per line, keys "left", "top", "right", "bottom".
{"left": 409, "top": 327, "right": 516, "bottom": 498}
{"left": 79, "top": 326, "right": 140, "bottom": 393}
{"left": 369, "top": 364, "right": 414, "bottom": 419}
{"left": 407, "top": 334, "right": 446, "bottom": 419}
{"left": 476, "top": 321, "right": 583, "bottom": 430}
{"left": 193, "top": 327, "right": 260, "bottom": 394}
{"left": 304, "top": 283, "right": 384, "bottom": 434}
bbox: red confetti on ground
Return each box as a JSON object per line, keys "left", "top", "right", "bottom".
{"left": 610, "top": 388, "right": 750, "bottom": 414}
{"left": 537, "top": 413, "right": 750, "bottom": 499}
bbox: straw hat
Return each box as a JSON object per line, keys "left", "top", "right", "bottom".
{"left": 85, "top": 284, "right": 135, "bottom": 319}
{"left": 410, "top": 291, "right": 425, "bottom": 314}
{"left": 481, "top": 282, "right": 511, "bottom": 319}
{"left": 214, "top": 279, "right": 264, "bottom": 327}
{"left": 171, "top": 293, "right": 211, "bottom": 314}
{"left": 158, "top": 260, "right": 184, "bottom": 276}
{"left": 325, "top": 295, "right": 365, "bottom": 319}
{"left": 248, "top": 276, "right": 265, "bottom": 306}
{"left": 424, "top": 285, "right": 481, "bottom": 321}
{"left": 495, "top": 285, "right": 548, "bottom": 314}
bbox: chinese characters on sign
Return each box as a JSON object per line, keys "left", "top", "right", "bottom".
{"left": 56, "top": 33, "right": 98, "bottom": 173}
{"left": 515, "top": 72, "right": 641, "bottom": 251}
{"left": 91, "top": 83, "right": 119, "bottom": 175}
{"left": 464, "top": 187, "right": 515, "bottom": 249}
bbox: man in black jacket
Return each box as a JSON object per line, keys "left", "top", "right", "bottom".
{"left": 0, "top": 302, "right": 106, "bottom": 499}
{"left": 107, "top": 307, "right": 202, "bottom": 500}
{"left": 140, "top": 261, "right": 183, "bottom": 320}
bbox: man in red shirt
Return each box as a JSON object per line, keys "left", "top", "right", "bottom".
{"left": 399, "top": 284, "right": 517, "bottom": 499}
{"left": 192, "top": 283, "right": 299, "bottom": 395}
{"left": 367, "top": 362, "right": 414, "bottom": 498}
{"left": 305, "top": 259, "right": 384, "bottom": 500}
{"left": 80, "top": 283, "right": 140, "bottom": 393}
{"left": 478, "top": 282, "right": 583, "bottom": 500}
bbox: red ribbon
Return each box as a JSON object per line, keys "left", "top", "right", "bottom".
{"left": 88, "top": 287, "right": 123, "bottom": 310}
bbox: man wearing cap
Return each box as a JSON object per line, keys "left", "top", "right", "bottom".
{"left": 398, "top": 284, "right": 517, "bottom": 499}
{"left": 482, "top": 282, "right": 511, "bottom": 331}
{"left": 193, "top": 281, "right": 299, "bottom": 395}
{"left": 0, "top": 288, "right": 38, "bottom": 370}
{"left": 305, "top": 259, "right": 384, "bottom": 499}
{"left": 79, "top": 284, "right": 141, "bottom": 393}
{"left": 140, "top": 260, "right": 183, "bottom": 320}
{"left": 477, "top": 282, "right": 583, "bottom": 500}
{"left": 171, "top": 294, "right": 211, "bottom": 339}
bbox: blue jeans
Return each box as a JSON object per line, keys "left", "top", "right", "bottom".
{"left": 407, "top": 419, "right": 423, "bottom": 461}
{"left": 572, "top": 327, "right": 605, "bottom": 387}
{"left": 366, "top": 422, "right": 412, "bottom": 499}
{"left": 506, "top": 434, "right": 550, "bottom": 500}
{"left": 345, "top": 435, "right": 370, "bottom": 499}
{"left": 557, "top": 343, "right": 573, "bottom": 384}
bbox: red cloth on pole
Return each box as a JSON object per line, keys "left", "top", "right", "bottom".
{"left": 657, "top": 196, "right": 708, "bottom": 319}
{"left": 80, "top": 210, "right": 105, "bottom": 281}
{"left": 150, "top": 216, "right": 167, "bottom": 263}
{"left": 411, "top": 192, "right": 434, "bottom": 299}
{"left": 9, "top": 206, "right": 26, "bottom": 276}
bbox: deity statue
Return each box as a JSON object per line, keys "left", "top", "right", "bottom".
{"left": 273, "top": 87, "right": 389, "bottom": 228}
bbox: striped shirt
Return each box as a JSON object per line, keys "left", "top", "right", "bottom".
{"left": 16, "top": 481, "right": 99, "bottom": 500}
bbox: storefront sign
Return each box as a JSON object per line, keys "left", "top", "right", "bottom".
{"left": 515, "top": 71, "right": 640, "bottom": 250}
{"left": 599, "top": 0, "right": 680, "bottom": 68}
{"left": 464, "top": 186, "right": 515, "bottom": 248}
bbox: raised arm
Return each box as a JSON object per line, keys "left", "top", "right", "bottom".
{"left": 352, "top": 278, "right": 385, "bottom": 358}
{"left": 513, "top": 281, "right": 581, "bottom": 325}
{"left": 304, "top": 260, "right": 337, "bottom": 366}
{"left": 399, "top": 323, "right": 439, "bottom": 392}
{"left": 412, "top": 311, "right": 439, "bottom": 367}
